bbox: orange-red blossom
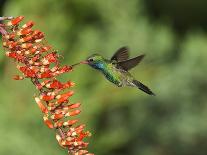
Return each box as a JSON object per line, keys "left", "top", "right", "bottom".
{"left": 0, "top": 16, "right": 93, "bottom": 155}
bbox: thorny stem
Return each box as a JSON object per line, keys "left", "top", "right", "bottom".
{"left": 0, "top": 21, "right": 68, "bottom": 140}
{"left": 0, "top": 26, "right": 7, "bottom": 35}
{"left": 0, "top": 17, "right": 13, "bottom": 34}
{"left": 15, "top": 45, "right": 70, "bottom": 151}
{"left": 31, "top": 77, "right": 67, "bottom": 138}
{"left": 0, "top": 16, "right": 92, "bottom": 155}
{"left": 31, "top": 76, "right": 69, "bottom": 152}
{"left": 31, "top": 77, "right": 46, "bottom": 94}
{"left": 58, "top": 128, "right": 66, "bottom": 139}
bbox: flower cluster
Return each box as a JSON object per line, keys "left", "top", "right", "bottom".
{"left": 0, "top": 16, "right": 93, "bottom": 155}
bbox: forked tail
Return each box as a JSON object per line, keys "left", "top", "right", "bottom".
{"left": 132, "top": 80, "right": 155, "bottom": 95}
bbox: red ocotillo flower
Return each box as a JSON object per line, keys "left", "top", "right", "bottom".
{"left": 0, "top": 16, "right": 93, "bottom": 155}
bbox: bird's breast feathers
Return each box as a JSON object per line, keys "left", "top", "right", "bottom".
{"left": 102, "top": 63, "right": 132, "bottom": 87}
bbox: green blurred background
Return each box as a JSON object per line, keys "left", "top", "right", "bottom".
{"left": 0, "top": 0, "right": 207, "bottom": 155}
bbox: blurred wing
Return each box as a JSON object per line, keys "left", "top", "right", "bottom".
{"left": 111, "top": 46, "right": 129, "bottom": 62}
{"left": 117, "top": 54, "right": 145, "bottom": 71}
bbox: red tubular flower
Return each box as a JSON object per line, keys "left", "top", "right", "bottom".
{"left": 0, "top": 16, "right": 93, "bottom": 155}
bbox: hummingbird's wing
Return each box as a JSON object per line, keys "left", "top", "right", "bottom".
{"left": 117, "top": 54, "right": 145, "bottom": 71}
{"left": 111, "top": 46, "right": 129, "bottom": 62}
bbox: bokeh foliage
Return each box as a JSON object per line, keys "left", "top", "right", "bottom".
{"left": 0, "top": 0, "right": 207, "bottom": 155}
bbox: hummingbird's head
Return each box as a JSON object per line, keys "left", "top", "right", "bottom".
{"left": 80, "top": 54, "right": 106, "bottom": 70}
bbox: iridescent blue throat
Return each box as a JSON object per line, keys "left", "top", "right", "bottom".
{"left": 90, "top": 62, "right": 105, "bottom": 70}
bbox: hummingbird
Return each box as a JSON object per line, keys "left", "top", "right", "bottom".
{"left": 79, "top": 47, "right": 155, "bottom": 95}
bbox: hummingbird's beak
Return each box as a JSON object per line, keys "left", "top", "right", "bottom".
{"left": 70, "top": 60, "right": 88, "bottom": 68}
{"left": 80, "top": 60, "right": 89, "bottom": 64}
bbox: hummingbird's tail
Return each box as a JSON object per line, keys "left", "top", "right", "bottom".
{"left": 132, "top": 80, "right": 155, "bottom": 95}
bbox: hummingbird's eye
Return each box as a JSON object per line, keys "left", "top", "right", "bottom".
{"left": 88, "top": 58, "right": 94, "bottom": 62}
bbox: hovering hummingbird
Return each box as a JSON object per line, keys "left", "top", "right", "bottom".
{"left": 78, "top": 47, "right": 155, "bottom": 95}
